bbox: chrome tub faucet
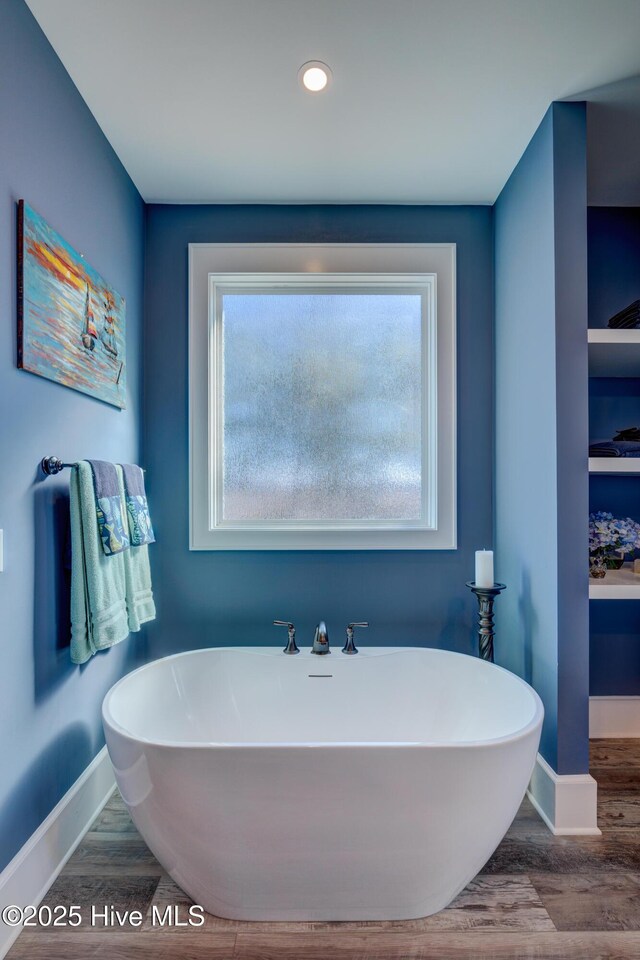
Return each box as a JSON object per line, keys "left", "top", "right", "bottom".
{"left": 312, "top": 620, "right": 330, "bottom": 654}
{"left": 275, "top": 619, "right": 369, "bottom": 655}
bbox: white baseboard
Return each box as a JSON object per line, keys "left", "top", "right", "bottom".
{"left": 590, "top": 696, "right": 640, "bottom": 738}
{"left": 0, "top": 746, "right": 115, "bottom": 959}
{"left": 527, "top": 752, "right": 600, "bottom": 836}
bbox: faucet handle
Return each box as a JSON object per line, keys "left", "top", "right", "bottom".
{"left": 274, "top": 620, "right": 299, "bottom": 655}
{"left": 343, "top": 622, "right": 368, "bottom": 655}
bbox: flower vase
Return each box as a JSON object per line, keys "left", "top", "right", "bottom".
{"left": 589, "top": 554, "right": 607, "bottom": 579}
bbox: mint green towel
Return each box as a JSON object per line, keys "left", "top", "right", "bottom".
{"left": 70, "top": 461, "right": 129, "bottom": 664}
{"left": 70, "top": 462, "right": 156, "bottom": 664}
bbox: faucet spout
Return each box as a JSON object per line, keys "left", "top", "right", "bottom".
{"left": 312, "top": 620, "right": 330, "bottom": 654}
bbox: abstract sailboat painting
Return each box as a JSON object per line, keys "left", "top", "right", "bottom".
{"left": 17, "top": 201, "right": 126, "bottom": 408}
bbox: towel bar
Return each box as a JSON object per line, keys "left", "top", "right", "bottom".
{"left": 40, "top": 457, "right": 145, "bottom": 476}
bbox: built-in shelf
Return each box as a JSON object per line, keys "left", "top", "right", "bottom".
{"left": 589, "top": 457, "right": 640, "bottom": 474}
{"left": 589, "top": 563, "right": 640, "bottom": 599}
{"left": 588, "top": 328, "right": 640, "bottom": 377}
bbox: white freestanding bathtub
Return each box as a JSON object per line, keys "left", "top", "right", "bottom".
{"left": 102, "top": 646, "right": 543, "bottom": 920}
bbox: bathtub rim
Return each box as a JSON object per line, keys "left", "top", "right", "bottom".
{"left": 102, "top": 646, "right": 544, "bottom": 751}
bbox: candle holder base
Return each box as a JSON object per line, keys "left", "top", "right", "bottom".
{"left": 466, "top": 582, "right": 506, "bottom": 663}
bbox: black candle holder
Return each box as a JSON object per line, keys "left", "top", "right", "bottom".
{"left": 465, "top": 582, "right": 507, "bottom": 662}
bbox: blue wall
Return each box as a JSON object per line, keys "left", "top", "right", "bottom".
{"left": 0, "top": 0, "right": 145, "bottom": 871}
{"left": 144, "top": 205, "right": 493, "bottom": 658}
{"left": 495, "top": 102, "right": 589, "bottom": 774}
{"left": 588, "top": 206, "right": 640, "bottom": 695}
{"left": 588, "top": 207, "right": 640, "bottom": 329}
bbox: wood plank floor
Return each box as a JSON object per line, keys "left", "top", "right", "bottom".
{"left": 7, "top": 739, "right": 640, "bottom": 959}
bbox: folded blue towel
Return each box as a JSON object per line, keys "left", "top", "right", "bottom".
{"left": 589, "top": 441, "right": 640, "bottom": 458}
{"left": 87, "top": 460, "right": 130, "bottom": 555}
{"left": 120, "top": 463, "right": 155, "bottom": 546}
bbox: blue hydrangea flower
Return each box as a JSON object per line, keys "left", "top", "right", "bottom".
{"left": 589, "top": 511, "right": 640, "bottom": 557}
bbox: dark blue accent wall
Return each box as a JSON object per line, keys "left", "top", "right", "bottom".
{"left": 144, "top": 205, "right": 493, "bottom": 658}
{"left": 0, "top": 0, "right": 145, "bottom": 872}
{"left": 495, "top": 102, "right": 589, "bottom": 774}
{"left": 591, "top": 602, "right": 640, "bottom": 695}
{"left": 589, "top": 378, "right": 640, "bottom": 442}
{"left": 588, "top": 206, "right": 640, "bottom": 695}
{"left": 588, "top": 207, "right": 640, "bottom": 329}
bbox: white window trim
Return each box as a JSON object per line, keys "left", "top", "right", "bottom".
{"left": 189, "top": 243, "right": 456, "bottom": 550}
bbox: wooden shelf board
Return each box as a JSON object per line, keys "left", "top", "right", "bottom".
{"left": 589, "top": 562, "right": 640, "bottom": 599}
{"left": 589, "top": 457, "right": 640, "bottom": 474}
{"left": 588, "top": 329, "right": 640, "bottom": 377}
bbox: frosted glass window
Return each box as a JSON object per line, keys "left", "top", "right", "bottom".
{"left": 220, "top": 292, "right": 422, "bottom": 523}
{"left": 189, "top": 243, "right": 456, "bottom": 550}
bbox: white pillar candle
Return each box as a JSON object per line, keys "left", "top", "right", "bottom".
{"left": 475, "top": 549, "right": 494, "bottom": 588}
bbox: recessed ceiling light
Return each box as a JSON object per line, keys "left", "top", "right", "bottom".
{"left": 299, "top": 61, "right": 332, "bottom": 93}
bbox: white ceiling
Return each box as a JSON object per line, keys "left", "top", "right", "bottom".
{"left": 26, "top": 0, "right": 640, "bottom": 204}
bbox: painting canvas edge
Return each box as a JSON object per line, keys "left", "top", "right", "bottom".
{"left": 17, "top": 199, "right": 25, "bottom": 370}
